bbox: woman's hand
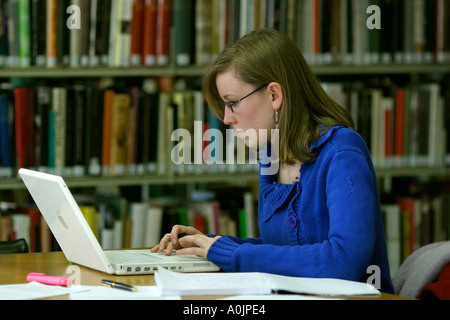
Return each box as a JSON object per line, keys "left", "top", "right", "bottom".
{"left": 176, "top": 234, "right": 221, "bottom": 258}
{"left": 150, "top": 225, "right": 220, "bottom": 258}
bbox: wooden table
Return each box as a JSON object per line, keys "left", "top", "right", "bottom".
{"left": 0, "top": 251, "right": 410, "bottom": 300}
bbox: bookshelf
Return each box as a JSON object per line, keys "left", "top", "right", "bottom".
{"left": 0, "top": 0, "right": 448, "bottom": 270}
{"left": 0, "top": 61, "right": 448, "bottom": 190}
{"left": 0, "top": 172, "right": 259, "bottom": 190}
{"left": 1, "top": 64, "right": 449, "bottom": 78}
{"left": 0, "top": 66, "right": 206, "bottom": 78}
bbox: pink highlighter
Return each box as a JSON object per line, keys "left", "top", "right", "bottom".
{"left": 26, "top": 272, "right": 72, "bottom": 287}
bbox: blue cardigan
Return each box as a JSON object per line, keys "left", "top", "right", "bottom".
{"left": 206, "top": 126, "right": 394, "bottom": 293}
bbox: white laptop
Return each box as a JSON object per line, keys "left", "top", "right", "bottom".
{"left": 18, "top": 168, "right": 219, "bottom": 275}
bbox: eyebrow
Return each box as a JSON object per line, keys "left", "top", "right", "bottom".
{"left": 222, "top": 93, "right": 238, "bottom": 100}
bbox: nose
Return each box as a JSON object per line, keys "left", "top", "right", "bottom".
{"left": 223, "top": 106, "right": 236, "bottom": 125}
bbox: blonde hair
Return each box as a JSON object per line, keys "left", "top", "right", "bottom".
{"left": 203, "top": 28, "right": 354, "bottom": 164}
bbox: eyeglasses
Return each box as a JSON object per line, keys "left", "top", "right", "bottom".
{"left": 224, "top": 84, "right": 268, "bottom": 113}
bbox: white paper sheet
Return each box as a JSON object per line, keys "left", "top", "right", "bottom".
{"left": 220, "top": 294, "right": 343, "bottom": 300}
{"left": 155, "top": 267, "right": 381, "bottom": 297}
{"left": 263, "top": 273, "right": 380, "bottom": 296}
{"left": 155, "top": 267, "right": 270, "bottom": 296}
{"left": 0, "top": 282, "right": 87, "bottom": 300}
{"left": 69, "top": 285, "right": 180, "bottom": 300}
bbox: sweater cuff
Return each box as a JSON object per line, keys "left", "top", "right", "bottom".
{"left": 206, "top": 236, "right": 240, "bottom": 272}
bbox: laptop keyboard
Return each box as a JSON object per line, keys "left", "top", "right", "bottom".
{"left": 105, "top": 250, "right": 163, "bottom": 264}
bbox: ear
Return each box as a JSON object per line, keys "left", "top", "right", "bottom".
{"left": 268, "top": 82, "right": 283, "bottom": 111}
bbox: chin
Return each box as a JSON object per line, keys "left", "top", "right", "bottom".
{"left": 234, "top": 128, "right": 272, "bottom": 151}
{"left": 245, "top": 137, "right": 269, "bottom": 150}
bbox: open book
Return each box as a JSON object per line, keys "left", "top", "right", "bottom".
{"left": 154, "top": 267, "right": 381, "bottom": 296}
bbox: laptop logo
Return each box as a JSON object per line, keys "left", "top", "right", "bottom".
{"left": 58, "top": 212, "right": 69, "bottom": 229}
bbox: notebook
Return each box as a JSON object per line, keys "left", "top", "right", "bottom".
{"left": 18, "top": 168, "right": 220, "bottom": 275}
{"left": 154, "top": 267, "right": 381, "bottom": 296}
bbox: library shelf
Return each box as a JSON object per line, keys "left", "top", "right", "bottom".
{"left": 2, "top": 167, "right": 448, "bottom": 191}
{"left": 0, "top": 64, "right": 449, "bottom": 79}
{"left": 0, "top": 172, "right": 259, "bottom": 190}
{"left": 0, "top": 66, "right": 206, "bottom": 78}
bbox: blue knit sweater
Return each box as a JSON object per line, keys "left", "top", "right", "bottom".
{"left": 206, "top": 126, "right": 394, "bottom": 293}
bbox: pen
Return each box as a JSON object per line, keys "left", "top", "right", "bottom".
{"left": 27, "top": 272, "right": 72, "bottom": 287}
{"left": 101, "top": 279, "right": 137, "bottom": 292}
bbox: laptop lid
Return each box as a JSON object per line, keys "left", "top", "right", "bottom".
{"left": 19, "top": 168, "right": 115, "bottom": 274}
{"left": 19, "top": 169, "right": 220, "bottom": 275}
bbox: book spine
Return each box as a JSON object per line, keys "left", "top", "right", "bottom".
{"left": 36, "top": 86, "right": 50, "bottom": 171}
{"left": 18, "top": 0, "right": 30, "bottom": 67}
{"left": 95, "top": 0, "right": 111, "bottom": 65}
{"left": 57, "top": 0, "right": 69, "bottom": 66}
{"left": 142, "top": 0, "right": 157, "bottom": 66}
{"left": 14, "top": 88, "right": 27, "bottom": 169}
{"left": 130, "top": 0, "right": 144, "bottom": 66}
{"left": 102, "top": 90, "right": 114, "bottom": 176}
{"left": 112, "top": 0, "right": 122, "bottom": 66}
{"left": 79, "top": 0, "right": 92, "bottom": 67}
{"left": 173, "top": 0, "right": 193, "bottom": 66}
{"left": 126, "top": 87, "right": 139, "bottom": 174}
{"left": 88, "top": 0, "right": 98, "bottom": 66}
{"left": 0, "top": 95, "right": 12, "bottom": 176}
{"left": 46, "top": 0, "right": 57, "bottom": 67}
{"left": 0, "top": 0, "right": 7, "bottom": 67}
{"left": 107, "top": 0, "right": 118, "bottom": 66}
{"left": 69, "top": 0, "right": 81, "bottom": 67}
{"left": 31, "top": 0, "right": 47, "bottom": 66}
{"left": 155, "top": 0, "right": 171, "bottom": 66}
{"left": 86, "top": 86, "right": 102, "bottom": 176}
{"left": 109, "top": 93, "right": 130, "bottom": 175}
{"left": 51, "top": 87, "right": 67, "bottom": 175}
{"left": 48, "top": 105, "right": 55, "bottom": 170}
{"left": 118, "top": 0, "right": 133, "bottom": 66}
{"left": 7, "top": 0, "right": 19, "bottom": 67}
{"left": 195, "top": 0, "right": 212, "bottom": 65}
{"left": 72, "top": 85, "right": 86, "bottom": 176}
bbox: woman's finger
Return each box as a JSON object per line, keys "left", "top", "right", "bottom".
{"left": 177, "top": 235, "right": 221, "bottom": 258}
{"left": 176, "top": 246, "right": 207, "bottom": 257}
{"left": 150, "top": 233, "right": 171, "bottom": 252}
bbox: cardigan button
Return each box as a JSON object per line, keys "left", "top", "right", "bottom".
{"left": 288, "top": 216, "right": 297, "bottom": 228}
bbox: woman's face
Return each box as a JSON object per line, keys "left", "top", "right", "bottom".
{"left": 215, "top": 70, "right": 282, "bottom": 148}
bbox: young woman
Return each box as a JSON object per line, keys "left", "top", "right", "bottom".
{"left": 151, "top": 28, "right": 394, "bottom": 293}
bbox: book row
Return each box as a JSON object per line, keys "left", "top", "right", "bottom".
{"left": 1, "top": 77, "right": 449, "bottom": 179}
{"left": 0, "top": 0, "right": 449, "bottom": 69}
{"left": 322, "top": 79, "right": 450, "bottom": 168}
{"left": 383, "top": 192, "right": 450, "bottom": 278}
{"left": 0, "top": 186, "right": 257, "bottom": 252}
{"left": 191, "top": 0, "right": 450, "bottom": 66}
{"left": 0, "top": 78, "right": 260, "bottom": 179}
{"left": 0, "top": 0, "right": 171, "bottom": 67}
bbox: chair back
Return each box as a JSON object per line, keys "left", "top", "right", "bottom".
{"left": 0, "top": 239, "right": 29, "bottom": 254}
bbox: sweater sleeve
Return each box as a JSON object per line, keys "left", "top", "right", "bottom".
{"left": 206, "top": 150, "right": 377, "bottom": 282}
{"left": 206, "top": 235, "right": 263, "bottom": 245}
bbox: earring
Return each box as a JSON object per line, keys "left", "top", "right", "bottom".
{"left": 275, "top": 110, "right": 279, "bottom": 130}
